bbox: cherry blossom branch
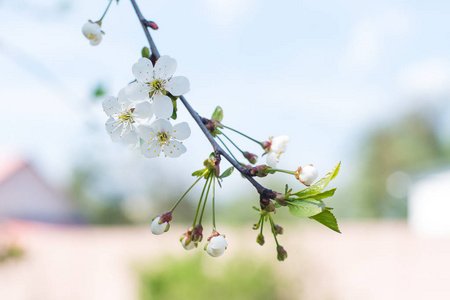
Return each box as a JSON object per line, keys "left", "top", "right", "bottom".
{"left": 129, "top": 0, "right": 275, "bottom": 198}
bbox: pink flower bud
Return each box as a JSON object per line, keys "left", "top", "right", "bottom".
{"left": 243, "top": 152, "right": 258, "bottom": 164}
{"left": 273, "top": 224, "right": 284, "bottom": 235}
{"left": 191, "top": 224, "right": 203, "bottom": 242}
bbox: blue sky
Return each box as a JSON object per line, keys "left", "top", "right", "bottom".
{"left": 1, "top": 0, "right": 449, "bottom": 203}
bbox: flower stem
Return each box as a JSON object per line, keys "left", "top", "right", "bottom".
{"left": 198, "top": 174, "right": 213, "bottom": 225}
{"left": 212, "top": 177, "right": 216, "bottom": 230}
{"left": 260, "top": 216, "right": 264, "bottom": 236}
{"left": 222, "top": 124, "right": 263, "bottom": 146}
{"left": 98, "top": 0, "right": 114, "bottom": 23}
{"left": 216, "top": 136, "right": 240, "bottom": 163}
{"left": 269, "top": 214, "right": 280, "bottom": 246}
{"left": 170, "top": 171, "right": 207, "bottom": 213}
{"left": 218, "top": 130, "right": 245, "bottom": 155}
{"left": 270, "top": 168, "right": 296, "bottom": 176}
{"left": 192, "top": 173, "right": 210, "bottom": 227}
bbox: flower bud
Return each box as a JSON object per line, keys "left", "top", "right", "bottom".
{"left": 243, "top": 152, "right": 258, "bottom": 164}
{"left": 82, "top": 21, "right": 103, "bottom": 46}
{"left": 180, "top": 235, "right": 195, "bottom": 250}
{"left": 262, "top": 140, "right": 272, "bottom": 152}
{"left": 206, "top": 236, "right": 228, "bottom": 257}
{"left": 273, "top": 224, "right": 284, "bottom": 235}
{"left": 252, "top": 222, "right": 260, "bottom": 230}
{"left": 247, "top": 165, "right": 274, "bottom": 177}
{"left": 277, "top": 245, "right": 288, "bottom": 261}
{"left": 263, "top": 136, "right": 290, "bottom": 168}
{"left": 150, "top": 216, "right": 170, "bottom": 235}
{"left": 295, "top": 164, "right": 318, "bottom": 186}
{"left": 144, "top": 20, "right": 159, "bottom": 30}
{"left": 191, "top": 224, "right": 203, "bottom": 242}
{"left": 256, "top": 233, "right": 265, "bottom": 246}
{"left": 275, "top": 193, "right": 287, "bottom": 206}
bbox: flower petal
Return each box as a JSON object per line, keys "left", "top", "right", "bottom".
{"left": 121, "top": 125, "right": 140, "bottom": 149}
{"left": 82, "top": 22, "right": 101, "bottom": 37}
{"left": 133, "top": 101, "right": 153, "bottom": 122}
{"left": 117, "top": 88, "right": 133, "bottom": 109}
{"left": 102, "top": 96, "right": 121, "bottom": 117}
{"left": 132, "top": 58, "right": 154, "bottom": 82}
{"left": 266, "top": 151, "right": 279, "bottom": 168}
{"left": 170, "top": 122, "right": 191, "bottom": 140}
{"left": 271, "top": 135, "right": 290, "bottom": 153}
{"left": 126, "top": 81, "right": 150, "bottom": 101}
{"left": 152, "top": 94, "right": 173, "bottom": 119}
{"left": 154, "top": 55, "right": 177, "bottom": 80}
{"left": 136, "top": 124, "right": 154, "bottom": 139}
{"left": 210, "top": 236, "right": 228, "bottom": 249}
{"left": 105, "top": 117, "right": 123, "bottom": 143}
{"left": 89, "top": 34, "right": 102, "bottom": 46}
{"left": 165, "top": 76, "right": 190, "bottom": 96}
{"left": 141, "top": 140, "right": 162, "bottom": 158}
{"left": 151, "top": 118, "right": 172, "bottom": 133}
{"left": 164, "top": 140, "right": 186, "bottom": 158}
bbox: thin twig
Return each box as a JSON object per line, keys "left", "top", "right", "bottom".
{"left": 129, "top": 0, "right": 275, "bottom": 198}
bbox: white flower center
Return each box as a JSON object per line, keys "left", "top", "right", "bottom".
{"left": 149, "top": 79, "right": 166, "bottom": 94}
{"left": 157, "top": 131, "right": 170, "bottom": 143}
{"left": 118, "top": 110, "right": 134, "bottom": 123}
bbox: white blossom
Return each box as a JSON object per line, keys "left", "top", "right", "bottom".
{"left": 297, "top": 164, "right": 318, "bottom": 186}
{"left": 180, "top": 236, "right": 195, "bottom": 250}
{"left": 266, "top": 135, "right": 290, "bottom": 168}
{"left": 126, "top": 56, "right": 190, "bottom": 118}
{"left": 82, "top": 22, "right": 103, "bottom": 46}
{"left": 151, "top": 217, "right": 169, "bottom": 235}
{"left": 103, "top": 88, "right": 153, "bottom": 149}
{"left": 140, "top": 119, "right": 191, "bottom": 158}
{"left": 206, "top": 236, "right": 228, "bottom": 257}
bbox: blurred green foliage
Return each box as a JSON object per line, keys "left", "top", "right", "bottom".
{"left": 138, "top": 255, "right": 290, "bottom": 300}
{"left": 0, "top": 244, "right": 25, "bottom": 264}
{"left": 92, "top": 83, "right": 107, "bottom": 99}
{"left": 349, "top": 110, "right": 450, "bottom": 218}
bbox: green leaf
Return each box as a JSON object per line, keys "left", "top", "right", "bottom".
{"left": 293, "top": 188, "right": 336, "bottom": 200}
{"left": 192, "top": 169, "right": 206, "bottom": 177}
{"left": 310, "top": 209, "right": 341, "bottom": 233}
{"left": 219, "top": 167, "right": 234, "bottom": 179}
{"left": 293, "top": 162, "right": 341, "bottom": 198}
{"left": 211, "top": 106, "right": 223, "bottom": 122}
{"left": 141, "top": 46, "right": 150, "bottom": 58}
{"left": 287, "top": 199, "right": 325, "bottom": 218}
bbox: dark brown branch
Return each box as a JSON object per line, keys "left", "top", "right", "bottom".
{"left": 129, "top": 0, "right": 275, "bottom": 198}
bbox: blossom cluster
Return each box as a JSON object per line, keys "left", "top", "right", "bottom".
{"left": 102, "top": 56, "right": 191, "bottom": 158}
{"left": 83, "top": 1, "right": 341, "bottom": 262}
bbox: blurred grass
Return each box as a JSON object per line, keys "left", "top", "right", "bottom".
{"left": 137, "top": 254, "right": 292, "bottom": 300}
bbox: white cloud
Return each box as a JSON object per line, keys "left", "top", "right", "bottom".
{"left": 397, "top": 57, "right": 450, "bottom": 98}
{"left": 345, "top": 8, "right": 412, "bottom": 72}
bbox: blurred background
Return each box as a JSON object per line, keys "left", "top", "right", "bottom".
{"left": 1, "top": 0, "right": 450, "bottom": 299}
